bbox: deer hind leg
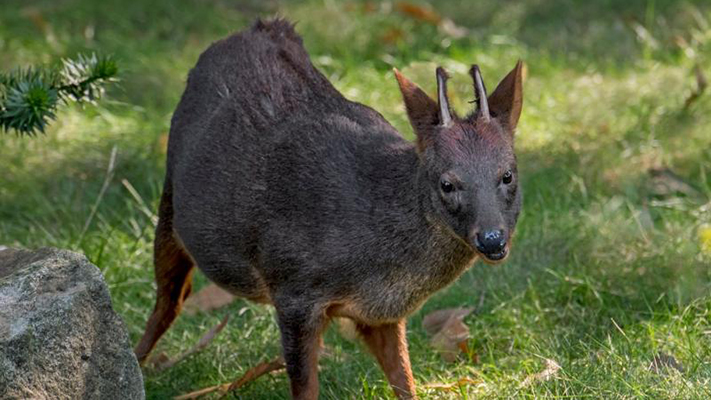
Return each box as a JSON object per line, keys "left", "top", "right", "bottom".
{"left": 134, "top": 185, "right": 195, "bottom": 365}
{"left": 357, "top": 319, "right": 417, "bottom": 399}
{"left": 276, "top": 303, "right": 328, "bottom": 400}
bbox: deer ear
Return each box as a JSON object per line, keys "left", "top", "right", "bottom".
{"left": 394, "top": 68, "right": 439, "bottom": 150}
{"left": 488, "top": 60, "right": 524, "bottom": 134}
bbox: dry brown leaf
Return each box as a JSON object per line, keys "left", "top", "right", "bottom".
{"left": 395, "top": 2, "right": 442, "bottom": 25}
{"left": 422, "top": 307, "right": 473, "bottom": 362}
{"left": 151, "top": 315, "right": 230, "bottom": 372}
{"left": 431, "top": 318, "right": 469, "bottom": 362}
{"left": 183, "top": 283, "right": 235, "bottom": 315}
{"left": 394, "top": 2, "right": 469, "bottom": 39}
{"left": 422, "top": 307, "right": 473, "bottom": 335}
{"left": 173, "top": 356, "right": 286, "bottom": 400}
{"left": 457, "top": 340, "right": 479, "bottom": 363}
{"left": 521, "top": 358, "right": 561, "bottom": 387}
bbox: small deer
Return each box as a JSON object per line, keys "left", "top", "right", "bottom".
{"left": 135, "top": 19, "right": 523, "bottom": 399}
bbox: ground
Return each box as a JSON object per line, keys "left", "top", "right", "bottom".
{"left": 2, "top": 0, "right": 711, "bottom": 398}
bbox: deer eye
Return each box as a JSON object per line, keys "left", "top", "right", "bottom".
{"left": 502, "top": 170, "right": 513, "bottom": 185}
{"left": 441, "top": 180, "right": 455, "bottom": 193}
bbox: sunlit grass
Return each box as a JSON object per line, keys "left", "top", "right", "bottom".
{"left": 2, "top": 0, "right": 711, "bottom": 398}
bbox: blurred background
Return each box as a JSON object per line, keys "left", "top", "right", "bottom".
{"left": 1, "top": 0, "right": 711, "bottom": 398}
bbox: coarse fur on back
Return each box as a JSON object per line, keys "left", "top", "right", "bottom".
{"left": 136, "top": 18, "right": 524, "bottom": 400}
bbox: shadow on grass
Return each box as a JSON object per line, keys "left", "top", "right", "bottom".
{"left": 441, "top": 0, "right": 710, "bottom": 66}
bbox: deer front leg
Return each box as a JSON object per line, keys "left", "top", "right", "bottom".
{"left": 357, "top": 319, "right": 417, "bottom": 399}
{"left": 276, "top": 303, "right": 328, "bottom": 400}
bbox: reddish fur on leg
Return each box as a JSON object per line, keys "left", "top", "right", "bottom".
{"left": 135, "top": 187, "right": 196, "bottom": 364}
{"left": 357, "top": 320, "right": 417, "bottom": 399}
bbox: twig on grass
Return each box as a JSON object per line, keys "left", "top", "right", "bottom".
{"left": 173, "top": 355, "right": 287, "bottom": 400}
{"left": 150, "top": 314, "right": 230, "bottom": 373}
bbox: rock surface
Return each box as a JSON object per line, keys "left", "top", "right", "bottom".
{"left": 0, "top": 247, "right": 144, "bottom": 399}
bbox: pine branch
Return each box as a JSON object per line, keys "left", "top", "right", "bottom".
{"left": 0, "top": 53, "right": 118, "bottom": 136}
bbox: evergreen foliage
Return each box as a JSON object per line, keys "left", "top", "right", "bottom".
{"left": 0, "top": 53, "right": 118, "bottom": 136}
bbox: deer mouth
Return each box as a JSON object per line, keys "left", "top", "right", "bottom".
{"left": 478, "top": 247, "right": 508, "bottom": 264}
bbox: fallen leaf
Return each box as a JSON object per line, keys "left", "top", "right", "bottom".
{"left": 174, "top": 355, "right": 286, "bottom": 400}
{"left": 395, "top": 2, "right": 442, "bottom": 25}
{"left": 422, "top": 307, "right": 473, "bottom": 335}
{"left": 183, "top": 283, "right": 235, "bottom": 315}
{"left": 521, "top": 358, "right": 561, "bottom": 387}
{"left": 431, "top": 320, "right": 469, "bottom": 362}
{"left": 151, "top": 315, "right": 229, "bottom": 372}
{"left": 394, "top": 2, "right": 469, "bottom": 39}
{"left": 422, "top": 307, "right": 473, "bottom": 362}
{"left": 649, "top": 352, "right": 685, "bottom": 374}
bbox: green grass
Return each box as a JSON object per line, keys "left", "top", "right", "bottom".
{"left": 2, "top": 0, "right": 711, "bottom": 398}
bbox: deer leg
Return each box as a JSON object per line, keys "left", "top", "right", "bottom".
{"left": 276, "top": 304, "right": 328, "bottom": 400}
{"left": 357, "top": 319, "right": 417, "bottom": 399}
{"left": 134, "top": 187, "right": 195, "bottom": 364}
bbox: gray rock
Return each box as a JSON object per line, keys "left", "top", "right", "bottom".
{"left": 0, "top": 248, "right": 144, "bottom": 399}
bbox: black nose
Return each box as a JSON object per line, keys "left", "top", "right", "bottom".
{"left": 475, "top": 229, "right": 507, "bottom": 255}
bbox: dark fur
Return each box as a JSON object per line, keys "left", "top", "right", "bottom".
{"left": 135, "top": 19, "right": 524, "bottom": 399}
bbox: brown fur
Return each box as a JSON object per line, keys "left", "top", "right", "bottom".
{"left": 135, "top": 185, "right": 195, "bottom": 363}
{"left": 357, "top": 320, "right": 417, "bottom": 399}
